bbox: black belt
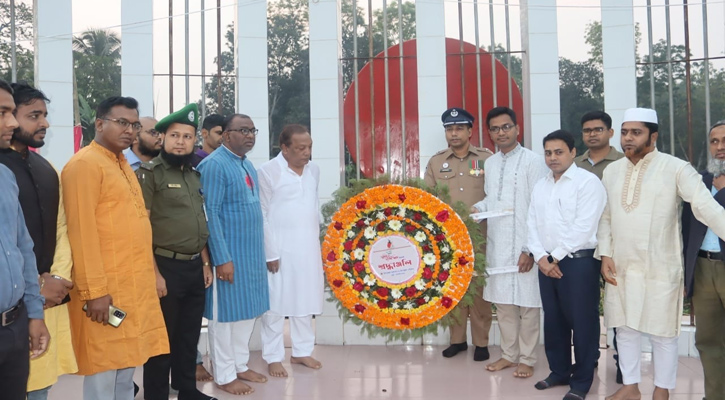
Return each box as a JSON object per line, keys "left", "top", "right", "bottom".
{"left": 1, "top": 300, "right": 22, "bottom": 327}
{"left": 154, "top": 247, "right": 200, "bottom": 261}
{"left": 698, "top": 250, "right": 724, "bottom": 261}
{"left": 569, "top": 249, "right": 595, "bottom": 259}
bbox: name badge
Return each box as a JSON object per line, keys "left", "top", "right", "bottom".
{"left": 168, "top": 183, "right": 182, "bottom": 188}
{"left": 439, "top": 168, "right": 452, "bottom": 173}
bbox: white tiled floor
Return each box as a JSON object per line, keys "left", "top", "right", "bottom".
{"left": 50, "top": 345, "right": 705, "bottom": 399}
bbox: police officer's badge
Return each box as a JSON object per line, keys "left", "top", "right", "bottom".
{"left": 188, "top": 111, "right": 195, "bottom": 122}
{"left": 450, "top": 109, "right": 459, "bottom": 117}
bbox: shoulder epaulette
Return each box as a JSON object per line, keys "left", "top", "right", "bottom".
{"left": 138, "top": 161, "right": 157, "bottom": 171}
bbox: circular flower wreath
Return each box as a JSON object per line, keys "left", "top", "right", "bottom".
{"left": 322, "top": 183, "right": 478, "bottom": 335}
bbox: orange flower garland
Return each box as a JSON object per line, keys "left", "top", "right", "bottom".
{"left": 322, "top": 184, "right": 475, "bottom": 330}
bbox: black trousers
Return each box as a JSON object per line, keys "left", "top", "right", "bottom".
{"left": 539, "top": 256, "right": 600, "bottom": 393}
{"left": 143, "top": 256, "right": 205, "bottom": 400}
{"left": 0, "top": 301, "right": 30, "bottom": 400}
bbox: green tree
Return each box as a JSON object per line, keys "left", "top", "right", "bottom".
{"left": 203, "top": 24, "right": 235, "bottom": 117}
{"left": 0, "top": 0, "right": 34, "bottom": 83}
{"left": 73, "top": 29, "right": 122, "bottom": 110}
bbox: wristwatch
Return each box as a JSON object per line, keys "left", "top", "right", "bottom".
{"left": 546, "top": 255, "right": 558, "bottom": 264}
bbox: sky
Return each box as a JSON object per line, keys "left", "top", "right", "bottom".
{"left": 13, "top": 0, "right": 725, "bottom": 115}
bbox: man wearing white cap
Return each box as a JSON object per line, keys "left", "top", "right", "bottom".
{"left": 598, "top": 108, "right": 725, "bottom": 400}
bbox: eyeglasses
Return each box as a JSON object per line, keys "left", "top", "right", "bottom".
{"left": 144, "top": 129, "right": 160, "bottom": 138}
{"left": 226, "top": 127, "right": 259, "bottom": 136}
{"left": 582, "top": 127, "right": 606, "bottom": 136}
{"left": 102, "top": 118, "right": 142, "bottom": 133}
{"left": 488, "top": 124, "right": 515, "bottom": 134}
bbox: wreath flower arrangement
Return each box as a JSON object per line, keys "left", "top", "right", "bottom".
{"left": 321, "top": 178, "right": 486, "bottom": 341}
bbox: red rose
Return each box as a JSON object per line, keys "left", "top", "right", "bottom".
{"left": 356, "top": 219, "right": 366, "bottom": 228}
{"left": 341, "top": 263, "right": 351, "bottom": 272}
{"left": 326, "top": 251, "right": 337, "bottom": 262}
{"left": 416, "top": 298, "right": 426, "bottom": 306}
{"left": 376, "top": 222, "right": 386, "bottom": 231}
{"left": 354, "top": 262, "right": 365, "bottom": 272}
{"left": 354, "top": 304, "right": 366, "bottom": 313}
{"left": 413, "top": 213, "right": 423, "bottom": 221}
{"left": 435, "top": 233, "right": 446, "bottom": 242}
{"left": 343, "top": 241, "right": 354, "bottom": 251}
{"left": 441, "top": 296, "right": 453, "bottom": 308}
{"left": 398, "top": 194, "right": 406, "bottom": 202}
{"left": 436, "top": 209, "right": 449, "bottom": 222}
{"left": 377, "top": 299, "right": 389, "bottom": 308}
{"left": 334, "top": 221, "right": 344, "bottom": 230}
{"left": 384, "top": 207, "right": 392, "bottom": 216}
{"left": 422, "top": 244, "right": 431, "bottom": 252}
{"left": 333, "top": 279, "right": 343, "bottom": 287}
{"left": 353, "top": 282, "right": 364, "bottom": 292}
{"left": 400, "top": 317, "right": 410, "bottom": 325}
{"left": 438, "top": 271, "right": 450, "bottom": 281}
{"left": 458, "top": 256, "right": 469, "bottom": 266}
{"left": 405, "top": 287, "right": 417, "bottom": 297}
{"left": 405, "top": 225, "right": 416, "bottom": 233}
{"left": 356, "top": 200, "right": 367, "bottom": 209}
{"left": 377, "top": 287, "right": 389, "bottom": 297}
{"left": 422, "top": 267, "right": 433, "bottom": 280}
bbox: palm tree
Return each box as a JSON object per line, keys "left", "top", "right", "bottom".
{"left": 72, "top": 29, "right": 121, "bottom": 60}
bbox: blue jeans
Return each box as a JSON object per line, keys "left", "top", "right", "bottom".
{"left": 26, "top": 386, "right": 51, "bottom": 400}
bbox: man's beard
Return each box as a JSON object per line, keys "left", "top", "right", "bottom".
{"left": 138, "top": 139, "right": 160, "bottom": 157}
{"left": 13, "top": 128, "right": 45, "bottom": 148}
{"left": 160, "top": 147, "right": 193, "bottom": 168}
{"left": 707, "top": 158, "right": 725, "bottom": 177}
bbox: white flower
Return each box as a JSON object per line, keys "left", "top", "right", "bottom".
{"left": 423, "top": 253, "right": 436, "bottom": 266}
{"left": 392, "top": 302, "right": 400, "bottom": 309}
{"left": 388, "top": 220, "right": 402, "bottom": 231}
{"left": 425, "top": 223, "right": 434, "bottom": 230}
{"left": 364, "top": 227, "right": 376, "bottom": 240}
{"left": 347, "top": 231, "right": 355, "bottom": 238}
{"left": 433, "top": 284, "right": 442, "bottom": 291}
{"left": 376, "top": 212, "right": 386, "bottom": 220}
{"left": 404, "top": 302, "right": 414, "bottom": 310}
{"left": 363, "top": 275, "right": 377, "bottom": 286}
{"left": 440, "top": 245, "right": 450, "bottom": 254}
{"left": 397, "top": 207, "right": 406, "bottom": 217}
{"left": 414, "top": 231, "right": 426, "bottom": 242}
{"left": 415, "top": 279, "right": 426, "bottom": 290}
{"left": 424, "top": 295, "right": 430, "bottom": 302}
{"left": 353, "top": 248, "right": 365, "bottom": 260}
{"left": 442, "top": 262, "right": 451, "bottom": 270}
{"left": 345, "top": 272, "right": 353, "bottom": 279}
{"left": 361, "top": 291, "right": 369, "bottom": 299}
{"left": 391, "top": 289, "right": 402, "bottom": 299}
{"left": 342, "top": 252, "right": 350, "bottom": 260}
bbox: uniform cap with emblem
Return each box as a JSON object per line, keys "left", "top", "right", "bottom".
{"left": 155, "top": 103, "right": 199, "bottom": 133}
{"left": 622, "top": 107, "right": 658, "bottom": 124}
{"left": 441, "top": 107, "right": 474, "bottom": 127}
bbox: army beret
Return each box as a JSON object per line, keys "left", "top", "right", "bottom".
{"left": 441, "top": 107, "right": 474, "bottom": 126}
{"left": 155, "top": 103, "right": 199, "bottom": 133}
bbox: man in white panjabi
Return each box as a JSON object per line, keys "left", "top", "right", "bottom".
{"left": 258, "top": 124, "right": 324, "bottom": 378}
{"left": 473, "top": 107, "right": 548, "bottom": 379}
{"left": 598, "top": 108, "right": 725, "bottom": 400}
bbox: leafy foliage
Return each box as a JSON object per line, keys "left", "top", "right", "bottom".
{"left": 0, "top": 0, "right": 34, "bottom": 83}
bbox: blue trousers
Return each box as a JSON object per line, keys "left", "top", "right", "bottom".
{"left": 538, "top": 256, "right": 600, "bottom": 393}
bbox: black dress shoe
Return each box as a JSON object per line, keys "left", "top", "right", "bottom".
{"left": 473, "top": 346, "right": 490, "bottom": 361}
{"left": 442, "top": 342, "right": 468, "bottom": 358}
{"left": 133, "top": 382, "right": 139, "bottom": 397}
{"left": 178, "top": 389, "right": 218, "bottom": 400}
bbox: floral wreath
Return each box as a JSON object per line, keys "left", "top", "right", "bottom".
{"left": 321, "top": 179, "right": 486, "bottom": 340}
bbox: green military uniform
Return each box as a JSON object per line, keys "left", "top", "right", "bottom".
{"left": 137, "top": 103, "right": 215, "bottom": 400}
{"left": 574, "top": 146, "right": 624, "bottom": 180}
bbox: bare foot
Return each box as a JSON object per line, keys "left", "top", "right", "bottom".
{"left": 291, "top": 356, "right": 322, "bottom": 369}
{"left": 218, "top": 379, "right": 254, "bottom": 395}
{"left": 605, "top": 384, "right": 642, "bottom": 400}
{"left": 513, "top": 364, "right": 534, "bottom": 378}
{"left": 485, "top": 358, "right": 516, "bottom": 372}
{"left": 268, "top": 362, "right": 288, "bottom": 377}
{"left": 237, "top": 369, "right": 268, "bottom": 383}
{"left": 652, "top": 387, "right": 669, "bottom": 400}
{"left": 195, "top": 363, "right": 214, "bottom": 381}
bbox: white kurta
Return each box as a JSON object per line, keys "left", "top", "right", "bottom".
{"left": 473, "top": 144, "right": 548, "bottom": 307}
{"left": 257, "top": 154, "right": 324, "bottom": 317}
{"left": 598, "top": 149, "right": 725, "bottom": 337}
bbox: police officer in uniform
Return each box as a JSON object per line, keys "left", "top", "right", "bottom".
{"left": 137, "top": 103, "right": 216, "bottom": 400}
{"left": 424, "top": 107, "right": 493, "bottom": 362}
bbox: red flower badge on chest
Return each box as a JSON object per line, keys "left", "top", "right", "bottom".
{"left": 245, "top": 175, "right": 254, "bottom": 189}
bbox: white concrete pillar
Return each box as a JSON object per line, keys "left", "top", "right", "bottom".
{"left": 236, "top": 0, "right": 270, "bottom": 166}
{"left": 416, "top": 0, "right": 448, "bottom": 177}
{"left": 309, "top": 0, "right": 344, "bottom": 204}
{"left": 602, "top": 0, "right": 636, "bottom": 148}
{"left": 34, "top": 0, "right": 74, "bottom": 168}
{"left": 121, "top": 0, "right": 154, "bottom": 117}
{"left": 520, "top": 0, "right": 561, "bottom": 154}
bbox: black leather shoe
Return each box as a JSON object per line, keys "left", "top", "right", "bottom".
{"left": 442, "top": 342, "right": 468, "bottom": 358}
{"left": 133, "top": 382, "right": 139, "bottom": 397}
{"left": 473, "top": 346, "right": 490, "bottom": 361}
{"left": 178, "top": 389, "right": 218, "bottom": 400}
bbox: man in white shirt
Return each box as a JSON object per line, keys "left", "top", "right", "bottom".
{"left": 473, "top": 107, "right": 547, "bottom": 378}
{"left": 527, "top": 130, "right": 606, "bottom": 400}
{"left": 258, "top": 124, "right": 324, "bottom": 379}
{"left": 123, "top": 116, "right": 159, "bottom": 171}
{"left": 599, "top": 108, "right": 725, "bottom": 400}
